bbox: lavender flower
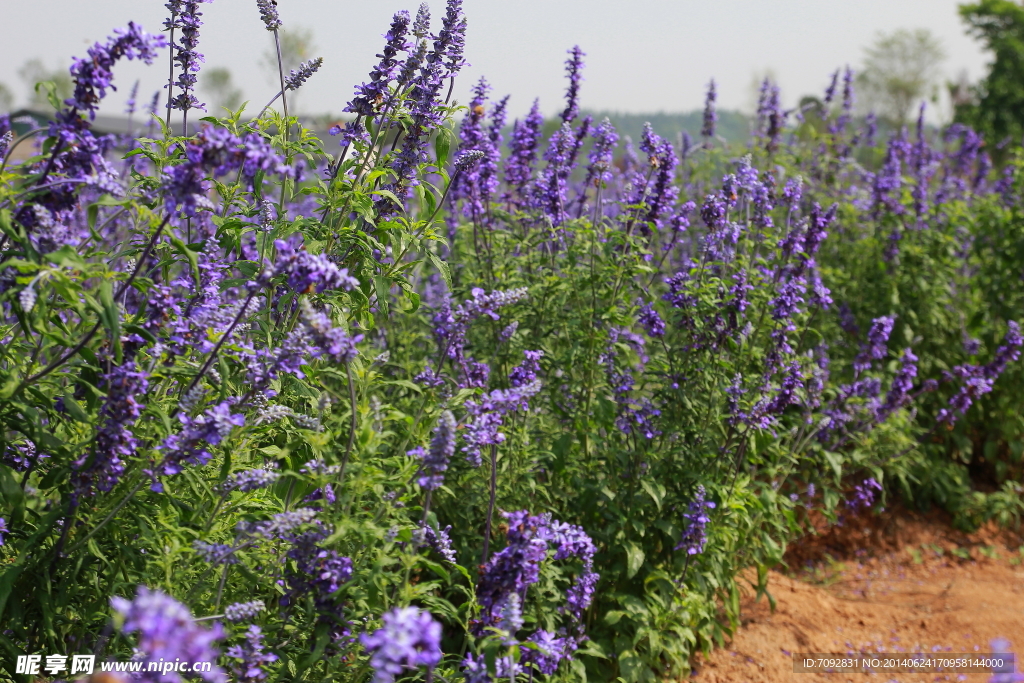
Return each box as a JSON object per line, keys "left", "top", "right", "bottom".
{"left": 854, "top": 316, "right": 895, "bottom": 376}
{"left": 273, "top": 235, "right": 360, "bottom": 293}
{"left": 240, "top": 508, "right": 318, "bottom": 539}
{"left": 345, "top": 12, "right": 410, "bottom": 115}
{"left": 419, "top": 523, "right": 457, "bottom": 564}
{"left": 72, "top": 360, "right": 149, "bottom": 499}
{"left": 224, "top": 600, "right": 264, "bottom": 622}
{"left": 111, "top": 586, "right": 226, "bottom": 683}
{"left": 154, "top": 401, "right": 245, "bottom": 490}
{"left": 581, "top": 117, "right": 618, "bottom": 196}
{"left": 285, "top": 57, "right": 323, "bottom": 91}
{"left": 499, "top": 321, "right": 519, "bottom": 343}
{"left": 166, "top": 1, "right": 212, "bottom": 114}
{"left": 496, "top": 593, "right": 523, "bottom": 639}
{"left": 455, "top": 148, "right": 486, "bottom": 172}
{"left": 67, "top": 23, "right": 165, "bottom": 119}
{"left": 561, "top": 46, "right": 585, "bottom": 124}
{"left": 675, "top": 485, "right": 715, "bottom": 556}
{"left": 0, "top": 518, "right": 7, "bottom": 546}
{"left": 475, "top": 512, "right": 550, "bottom": 624}
{"left": 412, "top": 410, "right": 457, "bottom": 490}
{"left": 299, "top": 300, "right": 362, "bottom": 363}
{"left": 219, "top": 467, "right": 280, "bottom": 493}
{"left": 163, "top": 126, "right": 286, "bottom": 217}
{"left": 193, "top": 540, "right": 238, "bottom": 565}
{"left": 255, "top": 0, "right": 282, "bottom": 30}
{"left": 990, "top": 638, "right": 1024, "bottom": 683}
{"left": 2, "top": 441, "right": 48, "bottom": 472}
{"left": 847, "top": 477, "right": 882, "bottom": 511}
{"left": 504, "top": 100, "right": 543, "bottom": 203}
{"left": 509, "top": 350, "right": 543, "bottom": 387}
{"left": 361, "top": 607, "right": 443, "bottom": 683}
{"left": 878, "top": 348, "right": 918, "bottom": 421}
{"left": 522, "top": 630, "right": 568, "bottom": 675}
{"left": 701, "top": 79, "right": 717, "bottom": 139}
{"left": 412, "top": 3, "right": 431, "bottom": 38}
{"left": 285, "top": 532, "right": 353, "bottom": 600}
{"left": 0, "top": 131, "right": 13, "bottom": 159}
{"left": 227, "top": 624, "right": 278, "bottom": 683}
{"left": 434, "top": 0, "right": 468, "bottom": 81}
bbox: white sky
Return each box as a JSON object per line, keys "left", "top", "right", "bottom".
{"left": 0, "top": 0, "right": 990, "bottom": 122}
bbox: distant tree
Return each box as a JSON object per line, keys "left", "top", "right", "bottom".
{"left": 956, "top": 0, "right": 1024, "bottom": 147}
{"left": 201, "top": 67, "right": 244, "bottom": 113}
{"left": 0, "top": 82, "right": 14, "bottom": 113}
{"left": 858, "top": 29, "right": 946, "bottom": 125}
{"left": 18, "top": 59, "right": 73, "bottom": 111}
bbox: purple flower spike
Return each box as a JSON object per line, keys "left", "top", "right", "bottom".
{"left": 166, "top": 1, "right": 213, "bottom": 114}
{"left": 228, "top": 624, "right": 278, "bottom": 682}
{"left": 676, "top": 485, "right": 715, "bottom": 556}
{"left": 255, "top": 0, "right": 281, "bottom": 30}
{"left": 345, "top": 11, "right": 410, "bottom": 116}
{"left": 67, "top": 22, "right": 165, "bottom": 119}
{"left": 854, "top": 316, "right": 896, "bottom": 376}
{"left": 286, "top": 57, "right": 323, "bottom": 91}
{"left": 224, "top": 600, "right": 264, "bottom": 622}
{"left": 361, "top": 607, "right": 443, "bottom": 683}
{"left": 273, "top": 235, "right": 360, "bottom": 294}
{"left": 413, "top": 410, "right": 457, "bottom": 490}
{"left": 701, "top": 79, "right": 717, "bottom": 139}
{"left": 848, "top": 477, "right": 882, "bottom": 511}
{"left": 72, "top": 360, "right": 149, "bottom": 499}
{"left": 111, "top": 586, "right": 226, "bottom": 683}
{"left": 561, "top": 46, "right": 585, "bottom": 124}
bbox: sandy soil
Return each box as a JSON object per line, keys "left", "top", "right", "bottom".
{"left": 693, "top": 506, "right": 1024, "bottom": 683}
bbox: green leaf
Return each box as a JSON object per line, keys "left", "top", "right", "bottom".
{"left": 170, "top": 236, "right": 200, "bottom": 289}
{"left": 624, "top": 542, "right": 645, "bottom": 579}
{"left": 61, "top": 394, "right": 90, "bottom": 423}
{"left": 640, "top": 480, "right": 665, "bottom": 511}
{"left": 434, "top": 125, "right": 454, "bottom": 168}
{"left": 98, "top": 280, "right": 122, "bottom": 363}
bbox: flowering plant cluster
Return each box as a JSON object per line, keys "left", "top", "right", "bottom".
{"left": 1, "top": 3, "right": 1023, "bottom": 683}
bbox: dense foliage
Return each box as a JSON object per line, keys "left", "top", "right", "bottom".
{"left": 0, "top": 3, "right": 1023, "bottom": 683}
{"left": 957, "top": 0, "right": 1024, "bottom": 153}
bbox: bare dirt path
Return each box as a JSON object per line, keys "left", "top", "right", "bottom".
{"left": 693, "top": 507, "right": 1024, "bottom": 683}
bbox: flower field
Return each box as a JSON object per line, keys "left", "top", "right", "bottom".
{"left": 1, "top": 1, "right": 1023, "bottom": 682}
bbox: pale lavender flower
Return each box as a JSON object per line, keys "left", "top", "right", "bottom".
{"left": 224, "top": 600, "right": 264, "bottom": 622}
{"left": 227, "top": 624, "right": 277, "bottom": 683}
{"left": 219, "top": 468, "right": 280, "bottom": 493}
{"left": 285, "top": 57, "right": 323, "bottom": 91}
{"left": 67, "top": 22, "right": 165, "bottom": 119}
{"left": 990, "top": 638, "right": 1024, "bottom": 683}
{"left": 419, "top": 523, "right": 457, "bottom": 564}
{"left": 361, "top": 607, "right": 443, "bottom": 683}
{"left": 193, "top": 540, "right": 238, "bottom": 565}
{"left": 111, "top": 586, "right": 226, "bottom": 683}
{"left": 255, "top": 0, "right": 281, "bottom": 30}
{"left": 72, "top": 360, "right": 149, "bottom": 499}
{"left": 412, "top": 410, "right": 457, "bottom": 489}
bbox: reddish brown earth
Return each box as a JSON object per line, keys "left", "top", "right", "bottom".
{"left": 692, "top": 506, "right": 1024, "bottom": 683}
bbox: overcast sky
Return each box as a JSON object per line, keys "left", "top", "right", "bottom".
{"left": 0, "top": 0, "right": 990, "bottom": 123}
